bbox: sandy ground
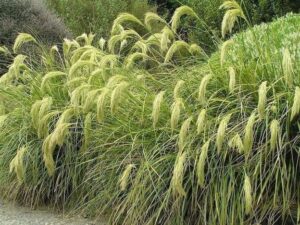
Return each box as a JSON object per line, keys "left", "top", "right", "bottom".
{"left": 0, "top": 201, "right": 105, "bottom": 225}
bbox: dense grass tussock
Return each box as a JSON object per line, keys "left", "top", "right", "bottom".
{"left": 0, "top": 3, "right": 299, "bottom": 225}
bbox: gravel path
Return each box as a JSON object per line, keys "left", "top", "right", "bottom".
{"left": 0, "top": 201, "right": 106, "bottom": 225}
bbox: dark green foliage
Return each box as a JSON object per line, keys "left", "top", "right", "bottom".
{"left": 46, "top": 0, "right": 156, "bottom": 37}
{"left": 152, "top": 0, "right": 299, "bottom": 52}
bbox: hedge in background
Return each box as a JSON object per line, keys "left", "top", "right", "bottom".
{"left": 46, "top": 0, "right": 156, "bottom": 37}
{"left": 151, "top": 0, "right": 300, "bottom": 52}
{"left": 0, "top": 0, "right": 71, "bottom": 75}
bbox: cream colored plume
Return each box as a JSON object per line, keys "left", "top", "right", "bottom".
{"left": 290, "top": 87, "right": 300, "bottom": 121}
{"left": 282, "top": 48, "right": 294, "bottom": 88}
{"left": 173, "top": 80, "right": 185, "bottom": 99}
{"left": 196, "top": 109, "right": 206, "bottom": 135}
{"left": 171, "top": 98, "right": 185, "bottom": 131}
{"left": 244, "top": 173, "right": 252, "bottom": 215}
{"left": 152, "top": 91, "right": 165, "bottom": 128}
{"left": 198, "top": 74, "right": 212, "bottom": 105}
{"left": 243, "top": 112, "right": 256, "bottom": 156}
{"left": 178, "top": 116, "right": 193, "bottom": 153}
{"left": 216, "top": 114, "right": 232, "bottom": 153}
{"left": 9, "top": 146, "right": 27, "bottom": 183}
{"left": 219, "top": 1, "right": 246, "bottom": 38}
{"left": 171, "top": 152, "right": 187, "bottom": 196}
{"left": 258, "top": 81, "right": 267, "bottom": 120}
{"left": 119, "top": 164, "right": 135, "bottom": 191}
{"left": 13, "top": 33, "right": 37, "bottom": 53}
{"left": 171, "top": 6, "right": 199, "bottom": 32}
{"left": 197, "top": 140, "right": 210, "bottom": 187}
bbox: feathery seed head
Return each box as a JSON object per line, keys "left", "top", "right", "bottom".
{"left": 164, "top": 41, "right": 190, "bottom": 63}
{"left": 99, "top": 54, "right": 119, "bottom": 69}
{"left": 52, "top": 123, "right": 71, "bottom": 147}
{"left": 106, "top": 75, "right": 126, "bottom": 88}
{"left": 70, "top": 84, "right": 91, "bottom": 106}
{"left": 99, "top": 37, "right": 106, "bottom": 51}
{"left": 37, "top": 111, "right": 60, "bottom": 139}
{"left": 258, "top": 81, "right": 268, "bottom": 120}
{"left": 291, "top": 87, "right": 300, "bottom": 121}
{"left": 228, "top": 66, "right": 236, "bottom": 92}
{"left": 161, "top": 26, "right": 174, "bottom": 53}
{"left": 244, "top": 173, "right": 252, "bottom": 215}
{"left": 189, "top": 44, "right": 203, "bottom": 55}
{"left": 132, "top": 40, "right": 148, "bottom": 55}
{"left": 13, "top": 33, "right": 37, "bottom": 53}
{"left": 144, "top": 12, "right": 167, "bottom": 30}
{"left": 63, "top": 38, "right": 80, "bottom": 56}
{"left": 197, "top": 109, "right": 206, "bottom": 135}
{"left": 9, "top": 146, "right": 27, "bottom": 183}
{"left": 198, "top": 74, "right": 212, "bottom": 104}
{"left": 197, "top": 140, "right": 210, "bottom": 187}
{"left": 119, "top": 164, "right": 135, "bottom": 191}
{"left": 171, "top": 98, "right": 185, "bottom": 131}
{"left": 171, "top": 152, "right": 187, "bottom": 196}
{"left": 80, "top": 112, "right": 93, "bottom": 153}
{"left": 152, "top": 91, "right": 165, "bottom": 128}
{"left": 110, "top": 81, "right": 130, "bottom": 114}
{"left": 38, "top": 97, "right": 53, "bottom": 124}
{"left": 0, "top": 46, "right": 10, "bottom": 55}
{"left": 31, "top": 100, "right": 43, "bottom": 129}
{"left": 50, "top": 45, "right": 59, "bottom": 60}
{"left": 219, "top": 1, "right": 246, "bottom": 38}
{"left": 243, "top": 112, "right": 256, "bottom": 156}
{"left": 125, "top": 52, "right": 148, "bottom": 69}
{"left": 173, "top": 80, "right": 185, "bottom": 99}
{"left": 83, "top": 89, "right": 102, "bottom": 113}
{"left": 171, "top": 6, "right": 199, "bottom": 32}
{"left": 69, "top": 60, "right": 94, "bottom": 79}
{"left": 111, "top": 13, "right": 144, "bottom": 35}
{"left": 216, "top": 114, "right": 232, "bottom": 153}
{"left": 96, "top": 88, "right": 110, "bottom": 122}
{"left": 41, "top": 71, "right": 67, "bottom": 92}
{"left": 120, "top": 39, "right": 128, "bottom": 52}
{"left": 178, "top": 116, "right": 193, "bottom": 153}
{"left": 220, "top": 39, "right": 234, "bottom": 67}
{"left": 42, "top": 134, "right": 56, "bottom": 176}
{"left": 270, "top": 119, "right": 280, "bottom": 151}
{"left": 228, "top": 133, "right": 244, "bottom": 153}
{"left": 57, "top": 108, "right": 77, "bottom": 126}
{"left": 282, "top": 48, "right": 294, "bottom": 88}
{"left": 67, "top": 77, "right": 87, "bottom": 91}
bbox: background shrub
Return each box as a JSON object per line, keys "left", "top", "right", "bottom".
{"left": 46, "top": 0, "right": 156, "bottom": 37}
{"left": 0, "top": 0, "right": 71, "bottom": 74}
{"left": 0, "top": 0, "right": 70, "bottom": 46}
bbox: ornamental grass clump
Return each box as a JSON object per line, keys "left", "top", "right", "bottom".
{"left": 0, "top": 3, "right": 299, "bottom": 225}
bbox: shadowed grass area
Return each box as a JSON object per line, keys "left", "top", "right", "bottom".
{"left": 0, "top": 2, "right": 299, "bottom": 225}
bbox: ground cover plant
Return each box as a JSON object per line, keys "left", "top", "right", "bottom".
{"left": 0, "top": 1, "right": 299, "bottom": 225}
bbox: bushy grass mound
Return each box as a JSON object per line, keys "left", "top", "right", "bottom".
{"left": 0, "top": 5, "right": 299, "bottom": 225}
